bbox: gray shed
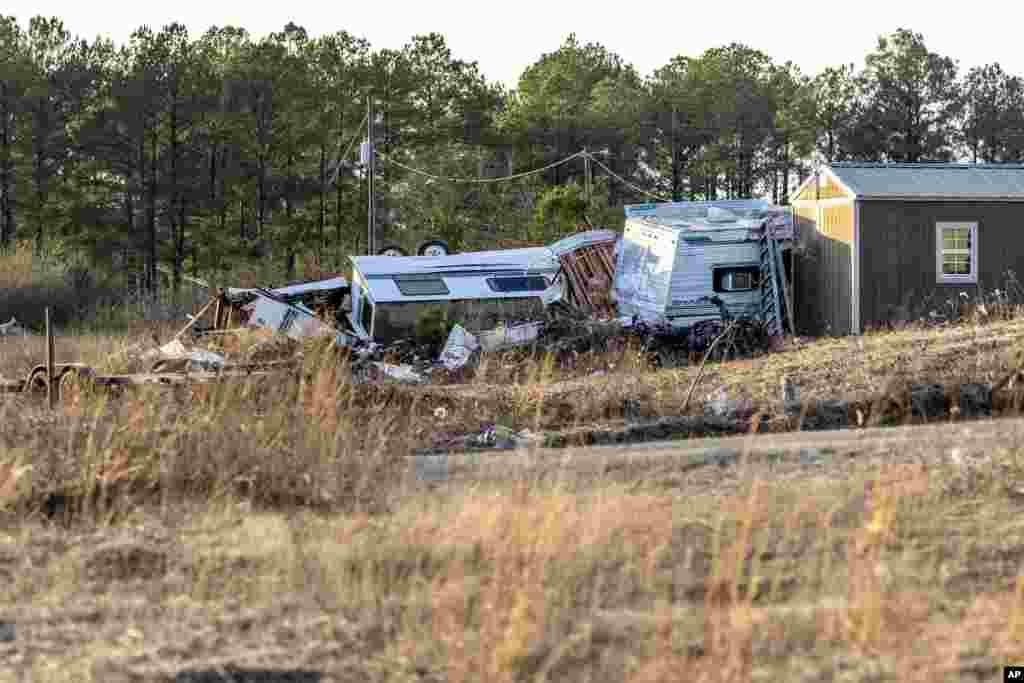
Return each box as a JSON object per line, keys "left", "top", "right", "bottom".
{"left": 790, "top": 162, "right": 1024, "bottom": 335}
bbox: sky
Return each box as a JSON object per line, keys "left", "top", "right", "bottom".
{"left": 6, "top": 0, "right": 1024, "bottom": 88}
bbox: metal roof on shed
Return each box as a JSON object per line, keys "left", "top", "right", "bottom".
{"left": 828, "top": 162, "right": 1024, "bottom": 200}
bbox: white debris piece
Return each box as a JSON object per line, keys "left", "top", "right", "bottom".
{"left": 0, "top": 317, "right": 29, "bottom": 336}
{"left": 371, "top": 362, "right": 425, "bottom": 383}
{"left": 144, "top": 339, "right": 226, "bottom": 369}
{"left": 241, "top": 293, "right": 337, "bottom": 340}
{"left": 440, "top": 324, "right": 480, "bottom": 370}
{"left": 476, "top": 321, "right": 544, "bottom": 353}
{"left": 541, "top": 277, "right": 564, "bottom": 307}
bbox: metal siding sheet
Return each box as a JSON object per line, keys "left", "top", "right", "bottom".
{"left": 613, "top": 220, "right": 678, "bottom": 317}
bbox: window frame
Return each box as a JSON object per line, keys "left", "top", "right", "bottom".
{"left": 393, "top": 274, "right": 450, "bottom": 296}
{"left": 486, "top": 276, "right": 551, "bottom": 293}
{"left": 936, "top": 221, "right": 978, "bottom": 284}
{"left": 712, "top": 264, "right": 761, "bottom": 293}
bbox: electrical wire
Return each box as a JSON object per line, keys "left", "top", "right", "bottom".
{"left": 375, "top": 149, "right": 587, "bottom": 184}
{"left": 369, "top": 142, "right": 671, "bottom": 202}
{"left": 584, "top": 152, "right": 671, "bottom": 201}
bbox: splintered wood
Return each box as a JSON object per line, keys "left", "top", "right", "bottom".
{"left": 559, "top": 240, "right": 618, "bottom": 318}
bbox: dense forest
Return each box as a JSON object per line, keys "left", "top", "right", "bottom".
{"left": 1, "top": 18, "right": 1023, "bottom": 295}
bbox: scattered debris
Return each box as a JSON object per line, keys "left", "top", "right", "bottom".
{"left": 958, "top": 383, "right": 992, "bottom": 418}
{"left": 548, "top": 229, "right": 619, "bottom": 317}
{"left": 0, "top": 317, "right": 29, "bottom": 337}
{"left": 361, "top": 362, "right": 426, "bottom": 384}
{"left": 477, "top": 321, "right": 544, "bottom": 352}
{"left": 797, "top": 400, "right": 850, "bottom": 431}
{"left": 541, "top": 414, "right": 761, "bottom": 449}
{"left": 425, "top": 424, "right": 541, "bottom": 453}
{"left": 238, "top": 291, "right": 341, "bottom": 341}
{"left": 439, "top": 325, "right": 479, "bottom": 371}
{"left": 142, "top": 339, "right": 226, "bottom": 371}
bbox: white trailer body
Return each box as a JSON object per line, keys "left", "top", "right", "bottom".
{"left": 614, "top": 200, "right": 793, "bottom": 326}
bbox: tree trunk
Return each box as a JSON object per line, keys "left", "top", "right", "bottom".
{"left": 284, "top": 152, "right": 295, "bottom": 280}
{"left": 319, "top": 144, "right": 326, "bottom": 263}
{"left": 32, "top": 105, "right": 46, "bottom": 257}
{"left": 0, "top": 91, "right": 13, "bottom": 251}
{"left": 257, "top": 152, "right": 266, "bottom": 239}
{"left": 177, "top": 198, "right": 187, "bottom": 289}
{"left": 146, "top": 125, "right": 159, "bottom": 299}
{"left": 335, "top": 107, "right": 345, "bottom": 258}
{"left": 781, "top": 141, "right": 791, "bottom": 205}
{"left": 169, "top": 88, "right": 181, "bottom": 296}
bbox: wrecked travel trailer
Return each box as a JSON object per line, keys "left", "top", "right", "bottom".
{"left": 347, "top": 248, "right": 559, "bottom": 346}
{"left": 0, "top": 216, "right": 800, "bottom": 403}
{"left": 614, "top": 199, "right": 796, "bottom": 334}
{"left": 346, "top": 232, "right": 617, "bottom": 346}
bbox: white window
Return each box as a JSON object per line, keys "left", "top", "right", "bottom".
{"left": 936, "top": 222, "right": 978, "bottom": 284}
{"left": 713, "top": 265, "right": 761, "bottom": 293}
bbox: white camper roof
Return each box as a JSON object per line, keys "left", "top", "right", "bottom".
{"left": 351, "top": 246, "right": 559, "bottom": 278}
{"left": 350, "top": 247, "right": 560, "bottom": 304}
{"left": 623, "top": 199, "right": 771, "bottom": 220}
{"left": 623, "top": 200, "right": 794, "bottom": 242}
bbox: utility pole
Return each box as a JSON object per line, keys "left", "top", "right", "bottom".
{"left": 366, "top": 96, "right": 375, "bottom": 256}
{"left": 583, "top": 150, "right": 592, "bottom": 206}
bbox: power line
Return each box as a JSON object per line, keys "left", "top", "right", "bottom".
{"left": 584, "top": 152, "right": 671, "bottom": 201}
{"left": 375, "top": 149, "right": 587, "bottom": 184}
{"left": 371, "top": 144, "right": 671, "bottom": 202}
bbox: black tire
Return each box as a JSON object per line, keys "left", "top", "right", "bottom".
{"left": 376, "top": 243, "right": 408, "bottom": 257}
{"left": 416, "top": 239, "right": 452, "bottom": 257}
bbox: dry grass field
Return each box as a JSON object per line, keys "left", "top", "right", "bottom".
{"left": 5, "top": 245, "right": 1024, "bottom": 681}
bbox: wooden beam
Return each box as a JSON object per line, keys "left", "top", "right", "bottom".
{"left": 213, "top": 294, "right": 223, "bottom": 330}
{"left": 170, "top": 296, "right": 219, "bottom": 343}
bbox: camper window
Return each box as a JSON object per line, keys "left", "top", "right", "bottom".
{"left": 713, "top": 266, "right": 760, "bottom": 293}
{"left": 393, "top": 275, "right": 450, "bottom": 296}
{"left": 487, "top": 276, "right": 550, "bottom": 293}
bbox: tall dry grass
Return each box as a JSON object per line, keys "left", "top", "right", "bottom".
{"left": 29, "top": 447, "right": 1011, "bottom": 682}
{"left": 6, "top": 247, "right": 1024, "bottom": 680}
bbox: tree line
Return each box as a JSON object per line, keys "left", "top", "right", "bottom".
{"left": 1, "top": 18, "right": 1022, "bottom": 294}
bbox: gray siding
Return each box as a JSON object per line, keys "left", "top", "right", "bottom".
{"left": 858, "top": 201, "right": 1024, "bottom": 328}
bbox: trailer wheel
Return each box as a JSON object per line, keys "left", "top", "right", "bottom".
{"left": 59, "top": 367, "right": 96, "bottom": 406}
{"left": 376, "top": 243, "right": 408, "bottom": 257}
{"left": 26, "top": 367, "right": 50, "bottom": 395}
{"left": 416, "top": 239, "right": 451, "bottom": 257}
